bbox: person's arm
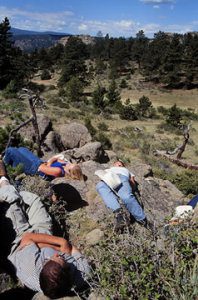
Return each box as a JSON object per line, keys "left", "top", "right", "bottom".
{"left": 46, "top": 154, "right": 66, "bottom": 167}
{"left": 19, "top": 232, "right": 72, "bottom": 254}
{"left": 38, "top": 163, "right": 62, "bottom": 177}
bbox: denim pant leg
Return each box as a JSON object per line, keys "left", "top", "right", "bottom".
{"left": 187, "top": 194, "right": 198, "bottom": 209}
{"left": 115, "top": 175, "right": 146, "bottom": 222}
{"left": 96, "top": 181, "right": 120, "bottom": 211}
{"left": 17, "top": 147, "right": 43, "bottom": 175}
{"left": 4, "top": 147, "right": 42, "bottom": 175}
{"left": 20, "top": 191, "right": 52, "bottom": 234}
{"left": 4, "top": 147, "right": 23, "bottom": 168}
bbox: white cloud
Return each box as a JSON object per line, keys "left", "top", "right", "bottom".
{"left": 140, "top": 0, "right": 174, "bottom": 4}
{"left": 153, "top": 5, "right": 160, "bottom": 8}
{"left": 0, "top": 5, "right": 197, "bottom": 37}
{"left": 78, "top": 23, "right": 88, "bottom": 31}
{"left": 0, "top": 6, "right": 73, "bottom": 32}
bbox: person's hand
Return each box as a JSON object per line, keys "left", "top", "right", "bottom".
{"left": 71, "top": 245, "right": 81, "bottom": 255}
{"left": 60, "top": 240, "right": 72, "bottom": 254}
{"left": 18, "top": 235, "right": 34, "bottom": 250}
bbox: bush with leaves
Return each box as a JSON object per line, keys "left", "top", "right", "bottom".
{"left": 40, "top": 69, "right": 51, "bottom": 80}
{"left": 120, "top": 104, "right": 138, "bottom": 121}
{"left": 88, "top": 222, "right": 197, "bottom": 300}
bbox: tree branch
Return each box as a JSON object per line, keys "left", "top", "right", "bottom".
{"left": 154, "top": 150, "right": 198, "bottom": 170}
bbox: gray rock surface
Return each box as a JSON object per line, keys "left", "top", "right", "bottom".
{"left": 59, "top": 123, "right": 92, "bottom": 149}
{"left": 43, "top": 131, "right": 64, "bottom": 153}
{"left": 72, "top": 142, "right": 107, "bottom": 162}
{"left": 19, "top": 114, "right": 52, "bottom": 143}
{"left": 86, "top": 229, "right": 104, "bottom": 245}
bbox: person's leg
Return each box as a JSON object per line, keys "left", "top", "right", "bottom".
{"left": 17, "top": 147, "right": 43, "bottom": 175}
{"left": 96, "top": 181, "right": 120, "bottom": 211}
{"left": 4, "top": 147, "right": 42, "bottom": 175}
{"left": 3, "top": 147, "right": 22, "bottom": 168}
{"left": 0, "top": 184, "right": 30, "bottom": 237}
{"left": 116, "top": 175, "right": 146, "bottom": 222}
{"left": 20, "top": 191, "right": 52, "bottom": 234}
{"left": 187, "top": 194, "right": 198, "bottom": 209}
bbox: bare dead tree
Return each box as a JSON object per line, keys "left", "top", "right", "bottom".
{"left": 6, "top": 117, "right": 34, "bottom": 150}
{"left": 6, "top": 88, "right": 44, "bottom": 156}
{"left": 166, "top": 124, "right": 190, "bottom": 159}
{"left": 154, "top": 150, "right": 198, "bottom": 170}
{"left": 154, "top": 123, "right": 198, "bottom": 170}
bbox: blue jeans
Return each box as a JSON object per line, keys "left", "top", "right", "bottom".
{"left": 96, "top": 174, "right": 146, "bottom": 222}
{"left": 4, "top": 147, "right": 43, "bottom": 175}
{"left": 187, "top": 194, "right": 198, "bottom": 209}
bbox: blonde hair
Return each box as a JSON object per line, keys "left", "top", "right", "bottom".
{"left": 66, "top": 164, "right": 84, "bottom": 180}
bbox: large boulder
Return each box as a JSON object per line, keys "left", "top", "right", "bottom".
{"left": 71, "top": 142, "right": 108, "bottom": 162}
{"left": 19, "top": 114, "right": 52, "bottom": 143}
{"left": 43, "top": 131, "right": 64, "bottom": 154}
{"left": 59, "top": 123, "right": 92, "bottom": 149}
{"left": 140, "top": 177, "right": 184, "bottom": 224}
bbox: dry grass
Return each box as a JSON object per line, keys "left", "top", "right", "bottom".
{"left": 121, "top": 86, "right": 198, "bottom": 110}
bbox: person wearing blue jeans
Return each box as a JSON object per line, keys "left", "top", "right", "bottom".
{"left": 3, "top": 147, "right": 84, "bottom": 180}
{"left": 96, "top": 160, "right": 148, "bottom": 230}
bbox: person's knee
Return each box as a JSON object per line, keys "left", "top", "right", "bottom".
{"left": 96, "top": 181, "right": 105, "bottom": 193}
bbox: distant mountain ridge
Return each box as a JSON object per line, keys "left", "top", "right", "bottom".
{"left": 10, "top": 27, "right": 71, "bottom": 52}
{"left": 11, "top": 27, "right": 70, "bottom": 36}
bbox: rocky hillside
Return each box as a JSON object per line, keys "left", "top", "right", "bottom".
{"left": 0, "top": 115, "right": 197, "bottom": 300}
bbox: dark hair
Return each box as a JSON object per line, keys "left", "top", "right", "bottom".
{"left": 39, "top": 260, "right": 73, "bottom": 299}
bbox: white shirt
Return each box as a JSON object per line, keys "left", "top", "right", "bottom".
{"left": 108, "top": 167, "right": 135, "bottom": 179}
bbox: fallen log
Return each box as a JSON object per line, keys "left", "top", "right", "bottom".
{"left": 154, "top": 150, "right": 198, "bottom": 170}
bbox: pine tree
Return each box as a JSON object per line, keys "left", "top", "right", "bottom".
{"left": 0, "top": 17, "right": 14, "bottom": 89}
{"left": 58, "top": 37, "right": 88, "bottom": 86}
{"left": 0, "top": 17, "right": 29, "bottom": 90}
{"left": 106, "top": 80, "right": 121, "bottom": 107}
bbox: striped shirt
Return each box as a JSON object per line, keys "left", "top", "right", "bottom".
{"left": 8, "top": 243, "right": 90, "bottom": 292}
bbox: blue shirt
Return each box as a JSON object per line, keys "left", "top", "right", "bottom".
{"left": 38, "top": 161, "right": 68, "bottom": 180}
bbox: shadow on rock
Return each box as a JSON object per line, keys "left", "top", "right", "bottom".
{"left": 0, "top": 202, "right": 18, "bottom": 280}
{"left": 0, "top": 287, "right": 35, "bottom": 300}
{"left": 52, "top": 183, "right": 88, "bottom": 212}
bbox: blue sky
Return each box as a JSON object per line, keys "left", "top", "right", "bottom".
{"left": 0, "top": 0, "right": 197, "bottom": 37}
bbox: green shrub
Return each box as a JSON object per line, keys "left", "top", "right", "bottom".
{"left": 40, "top": 69, "right": 51, "bottom": 80}
{"left": 96, "top": 132, "right": 112, "bottom": 150}
{"left": 88, "top": 223, "right": 197, "bottom": 299}
{"left": 84, "top": 118, "right": 97, "bottom": 137}
{"left": 97, "top": 122, "right": 109, "bottom": 131}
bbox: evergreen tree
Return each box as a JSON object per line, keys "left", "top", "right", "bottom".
{"left": 0, "top": 17, "right": 15, "bottom": 89}
{"left": 58, "top": 37, "right": 88, "bottom": 86}
{"left": 0, "top": 17, "right": 30, "bottom": 90}
{"left": 166, "top": 104, "right": 182, "bottom": 127}
{"left": 65, "top": 76, "right": 83, "bottom": 103}
{"left": 106, "top": 80, "right": 121, "bottom": 107}
{"left": 92, "top": 85, "right": 106, "bottom": 110}
{"left": 138, "top": 95, "right": 153, "bottom": 118}
{"left": 132, "top": 30, "right": 148, "bottom": 70}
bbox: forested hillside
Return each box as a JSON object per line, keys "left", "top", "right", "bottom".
{"left": 0, "top": 17, "right": 198, "bottom": 300}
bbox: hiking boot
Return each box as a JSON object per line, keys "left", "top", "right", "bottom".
{"left": 139, "top": 218, "right": 156, "bottom": 234}
{"left": 0, "top": 159, "right": 7, "bottom": 178}
{"left": 114, "top": 210, "right": 127, "bottom": 232}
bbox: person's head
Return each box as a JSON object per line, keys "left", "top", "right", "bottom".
{"left": 39, "top": 254, "right": 73, "bottom": 299}
{"left": 113, "top": 160, "right": 125, "bottom": 167}
{"left": 64, "top": 163, "right": 84, "bottom": 180}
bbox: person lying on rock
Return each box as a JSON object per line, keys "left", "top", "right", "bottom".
{"left": 168, "top": 194, "right": 198, "bottom": 226}
{"left": 96, "top": 160, "right": 152, "bottom": 231}
{"left": 3, "top": 146, "right": 84, "bottom": 181}
{"left": 0, "top": 161, "right": 90, "bottom": 299}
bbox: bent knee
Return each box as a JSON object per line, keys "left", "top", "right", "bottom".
{"left": 96, "top": 181, "right": 106, "bottom": 192}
